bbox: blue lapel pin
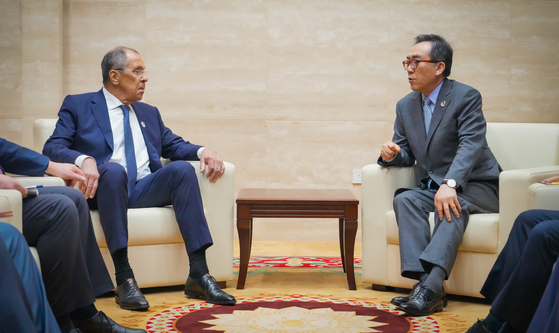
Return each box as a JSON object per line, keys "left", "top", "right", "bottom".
{"left": 141, "top": 121, "right": 146, "bottom": 128}
{"left": 440, "top": 101, "right": 446, "bottom": 107}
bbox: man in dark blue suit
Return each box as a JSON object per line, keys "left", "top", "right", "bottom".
{"left": 0, "top": 138, "right": 146, "bottom": 333}
{"left": 43, "top": 46, "right": 236, "bottom": 310}
{"left": 465, "top": 209, "right": 559, "bottom": 333}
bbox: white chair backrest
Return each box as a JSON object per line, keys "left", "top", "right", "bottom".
{"left": 486, "top": 122, "right": 559, "bottom": 171}
{"left": 33, "top": 119, "right": 58, "bottom": 153}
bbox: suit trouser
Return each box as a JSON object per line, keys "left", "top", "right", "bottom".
{"left": 90, "top": 161, "right": 213, "bottom": 256}
{"left": 479, "top": 209, "right": 559, "bottom": 333}
{"left": 23, "top": 187, "right": 113, "bottom": 318}
{"left": 393, "top": 181, "right": 499, "bottom": 280}
{"left": 0, "top": 223, "right": 59, "bottom": 333}
{"left": 527, "top": 258, "right": 559, "bottom": 333}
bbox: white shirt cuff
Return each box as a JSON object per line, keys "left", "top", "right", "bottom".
{"left": 75, "top": 155, "right": 95, "bottom": 168}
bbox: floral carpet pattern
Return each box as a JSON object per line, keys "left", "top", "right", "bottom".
{"left": 145, "top": 295, "right": 440, "bottom": 333}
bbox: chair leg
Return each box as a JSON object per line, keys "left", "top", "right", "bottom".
{"left": 372, "top": 284, "right": 394, "bottom": 291}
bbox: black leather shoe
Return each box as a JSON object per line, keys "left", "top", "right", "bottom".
{"left": 115, "top": 278, "right": 149, "bottom": 311}
{"left": 73, "top": 311, "right": 147, "bottom": 333}
{"left": 465, "top": 320, "right": 492, "bottom": 333}
{"left": 184, "top": 274, "right": 236, "bottom": 305}
{"left": 397, "top": 284, "right": 444, "bottom": 316}
{"left": 391, "top": 281, "right": 424, "bottom": 306}
{"left": 391, "top": 281, "right": 448, "bottom": 307}
{"left": 70, "top": 330, "right": 82, "bottom": 333}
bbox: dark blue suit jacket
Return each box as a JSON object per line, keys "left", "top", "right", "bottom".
{"left": 0, "top": 138, "right": 49, "bottom": 175}
{"left": 43, "top": 89, "right": 202, "bottom": 170}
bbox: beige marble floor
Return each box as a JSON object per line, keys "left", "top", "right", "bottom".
{"left": 95, "top": 241, "right": 490, "bottom": 332}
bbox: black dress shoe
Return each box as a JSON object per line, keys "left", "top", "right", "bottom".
{"left": 465, "top": 320, "right": 492, "bottom": 333}
{"left": 115, "top": 278, "right": 149, "bottom": 311}
{"left": 397, "top": 284, "right": 444, "bottom": 316}
{"left": 391, "top": 281, "right": 424, "bottom": 306}
{"left": 392, "top": 281, "right": 448, "bottom": 307}
{"left": 73, "top": 311, "right": 147, "bottom": 333}
{"left": 184, "top": 274, "right": 236, "bottom": 305}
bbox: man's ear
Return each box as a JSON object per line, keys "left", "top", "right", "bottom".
{"left": 435, "top": 62, "right": 446, "bottom": 76}
{"left": 109, "top": 70, "right": 120, "bottom": 85}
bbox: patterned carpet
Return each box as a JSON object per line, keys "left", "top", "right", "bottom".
{"left": 101, "top": 256, "right": 475, "bottom": 333}
{"left": 145, "top": 295, "right": 439, "bottom": 332}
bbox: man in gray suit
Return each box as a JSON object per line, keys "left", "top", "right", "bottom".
{"left": 378, "top": 34, "right": 501, "bottom": 316}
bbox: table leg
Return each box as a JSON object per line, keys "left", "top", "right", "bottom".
{"left": 344, "top": 203, "right": 358, "bottom": 290}
{"left": 236, "top": 204, "right": 253, "bottom": 289}
{"left": 338, "top": 218, "right": 346, "bottom": 273}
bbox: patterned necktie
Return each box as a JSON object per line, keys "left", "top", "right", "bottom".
{"left": 120, "top": 105, "right": 137, "bottom": 197}
{"left": 423, "top": 98, "right": 434, "bottom": 134}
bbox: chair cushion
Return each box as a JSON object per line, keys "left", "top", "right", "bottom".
{"left": 386, "top": 210, "right": 499, "bottom": 254}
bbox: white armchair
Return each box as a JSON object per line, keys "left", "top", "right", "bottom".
{"left": 361, "top": 123, "right": 559, "bottom": 298}
{"left": 33, "top": 119, "right": 235, "bottom": 288}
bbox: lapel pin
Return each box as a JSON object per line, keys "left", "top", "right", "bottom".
{"left": 440, "top": 101, "right": 446, "bottom": 107}
{"left": 141, "top": 121, "right": 146, "bottom": 128}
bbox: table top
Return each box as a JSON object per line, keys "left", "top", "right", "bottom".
{"left": 236, "top": 188, "right": 358, "bottom": 204}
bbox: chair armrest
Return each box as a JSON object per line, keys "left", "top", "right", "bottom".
{"left": 189, "top": 161, "right": 235, "bottom": 278}
{"left": 498, "top": 165, "right": 559, "bottom": 251}
{"left": 528, "top": 182, "right": 559, "bottom": 211}
{"left": 0, "top": 189, "right": 24, "bottom": 232}
{"left": 11, "top": 175, "right": 65, "bottom": 187}
{"left": 361, "top": 163, "right": 416, "bottom": 283}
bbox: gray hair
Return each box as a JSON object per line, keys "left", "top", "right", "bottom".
{"left": 101, "top": 46, "right": 139, "bottom": 84}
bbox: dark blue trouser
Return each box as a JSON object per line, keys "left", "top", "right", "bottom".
{"left": 480, "top": 209, "right": 559, "bottom": 332}
{"left": 527, "top": 258, "right": 559, "bottom": 333}
{"left": 0, "top": 222, "right": 59, "bottom": 333}
{"left": 90, "top": 161, "right": 213, "bottom": 256}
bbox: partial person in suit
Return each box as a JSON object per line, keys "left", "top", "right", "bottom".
{"left": 378, "top": 34, "right": 501, "bottom": 316}
{"left": 43, "top": 46, "right": 236, "bottom": 310}
{"left": 0, "top": 221, "right": 60, "bottom": 333}
{"left": 0, "top": 138, "right": 146, "bottom": 333}
{"left": 465, "top": 209, "right": 559, "bottom": 333}
{"left": 527, "top": 258, "right": 559, "bottom": 333}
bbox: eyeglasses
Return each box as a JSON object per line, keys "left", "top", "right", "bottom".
{"left": 114, "top": 68, "right": 147, "bottom": 77}
{"left": 402, "top": 59, "right": 435, "bottom": 71}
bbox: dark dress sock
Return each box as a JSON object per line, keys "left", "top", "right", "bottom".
{"left": 424, "top": 265, "right": 446, "bottom": 294}
{"left": 69, "top": 303, "right": 98, "bottom": 322}
{"left": 111, "top": 247, "right": 134, "bottom": 285}
{"left": 483, "top": 311, "right": 505, "bottom": 333}
{"left": 57, "top": 314, "right": 76, "bottom": 333}
{"left": 189, "top": 248, "right": 209, "bottom": 279}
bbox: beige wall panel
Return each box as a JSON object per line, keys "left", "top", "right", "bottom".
{"left": 265, "top": 120, "right": 386, "bottom": 188}
{"left": 0, "top": 0, "right": 22, "bottom": 140}
{"left": 267, "top": 0, "right": 390, "bottom": 122}
{"left": 63, "top": 0, "right": 146, "bottom": 95}
{"left": 511, "top": 2, "right": 559, "bottom": 123}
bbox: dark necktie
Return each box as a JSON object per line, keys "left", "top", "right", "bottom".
{"left": 423, "top": 98, "right": 433, "bottom": 134}
{"left": 120, "top": 105, "right": 137, "bottom": 197}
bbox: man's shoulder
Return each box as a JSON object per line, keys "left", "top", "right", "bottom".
{"left": 396, "top": 90, "right": 420, "bottom": 106}
{"left": 132, "top": 100, "right": 157, "bottom": 110}
{"left": 445, "top": 79, "right": 480, "bottom": 96}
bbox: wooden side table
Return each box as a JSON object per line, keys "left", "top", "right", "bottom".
{"left": 236, "top": 188, "right": 359, "bottom": 290}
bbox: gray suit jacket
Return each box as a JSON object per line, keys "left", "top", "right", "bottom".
{"left": 378, "top": 78, "right": 501, "bottom": 192}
